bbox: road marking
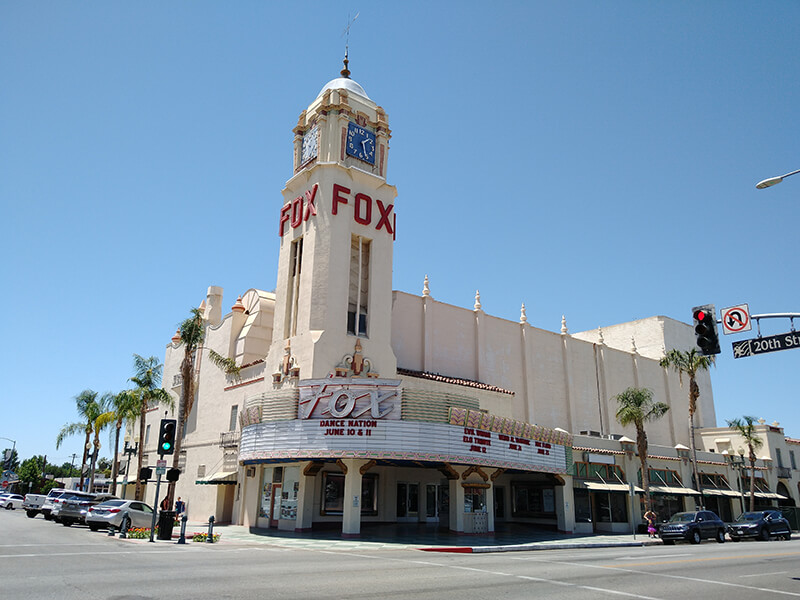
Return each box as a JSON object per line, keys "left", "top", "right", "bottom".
{"left": 615, "top": 553, "right": 693, "bottom": 560}
{"left": 327, "top": 550, "right": 668, "bottom": 600}
{"left": 739, "top": 571, "right": 788, "bottom": 578}
{"left": 531, "top": 557, "right": 800, "bottom": 597}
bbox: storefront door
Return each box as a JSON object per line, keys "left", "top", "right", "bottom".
{"left": 269, "top": 483, "right": 282, "bottom": 528}
{"left": 397, "top": 482, "right": 419, "bottom": 522}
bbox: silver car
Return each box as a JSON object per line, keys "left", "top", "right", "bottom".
{"left": 59, "top": 493, "right": 117, "bottom": 526}
{"left": 85, "top": 499, "right": 155, "bottom": 531}
{"left": 0, "top": 493, "right": 25, "bottom": 510}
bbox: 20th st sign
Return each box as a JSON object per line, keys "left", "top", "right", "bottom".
{"left": 732, "top": 331, "right": 800, "bottom": 359}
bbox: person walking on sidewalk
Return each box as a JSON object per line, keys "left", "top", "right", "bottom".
{"left": 644, "top": 509, "right": 657, "bottom": 537}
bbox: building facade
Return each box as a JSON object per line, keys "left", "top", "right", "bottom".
{"left": 128, "top": 66, "right": 797, "bottom": 535}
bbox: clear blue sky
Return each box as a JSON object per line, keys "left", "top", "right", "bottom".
{"left": 2, "top": 2, "right": 798, "bottom": 468}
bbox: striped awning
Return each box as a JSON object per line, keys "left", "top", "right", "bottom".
{"left": 582, "top": 481, "right": 644, "bottom": 493}
{"left": 650, "top": 485, "right": 701, "bottom": 496}
{"left": 701, "top": 488, "right": 741, "bottom": 498}
{"left": 195, "top": 471, "right": 237, "bottom": 485}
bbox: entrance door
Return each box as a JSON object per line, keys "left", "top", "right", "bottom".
{"left": 269, "top": 483, "right": 282, "bottom": 528}
{"left": 426, "top": 484, "right": 443, "bottom": 523}
{"left": 397, "top": 483, "right": 419, "bottom": 521}
{"left": 494, "top": 487, "right": 506, "bottom": 521}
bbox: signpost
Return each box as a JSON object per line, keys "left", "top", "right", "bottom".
{"left": 732, "top": 330, "right": 800, "bottom": 359}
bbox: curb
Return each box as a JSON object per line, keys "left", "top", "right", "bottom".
{"left": 420, "top": 540, "right": 658, "bottom": 553}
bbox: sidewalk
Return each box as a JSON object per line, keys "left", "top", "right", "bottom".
{"left": 159, "top": 522, "right": 664, "bottom": 553}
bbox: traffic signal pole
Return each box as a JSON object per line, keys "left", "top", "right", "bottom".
{"left": 148, "top": 463, "right": 164, "bottom": 543}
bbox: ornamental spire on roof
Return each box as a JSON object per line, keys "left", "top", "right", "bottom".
{"left": 340, "top": 12, "right": 359, "bottom": 79}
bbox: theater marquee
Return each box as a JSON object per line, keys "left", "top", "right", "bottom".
{"left": 239, "top": 379, "right": 572, "bottom": 474}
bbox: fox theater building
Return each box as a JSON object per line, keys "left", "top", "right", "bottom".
{"left": 134, "top": 62, "right": 798, "bottom": 538}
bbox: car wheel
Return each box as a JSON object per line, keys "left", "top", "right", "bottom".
{"left": 88, "top": 523, "right": 100, "bottom": 532}
{"left": 730, "top": 535, "right": 740, "bottom": 542}
{"left": 690, "top": 530, "right": 701, "bottom": 544}
{"left": 44, "top": 514, "right": 52, "bottom": 521}
{"left": 26, "top": 510, "right": 37, "bottom": 518}
{"left": 663, "top": 539, "right": 674, "bottom": 545}
{"left": 758, "top": 527, "right": 770, "bottom": 541}
{"left": 783, "top": 531, "right": 791, "bottom": 541}
{"left": 4, "top": 504, "right": 11, "bottom": 510}
{"left": 62, "top": 519, "right": 72, "bottom": 526}
{"left": 716, "top": 529, "right": 725, "bottom": 543}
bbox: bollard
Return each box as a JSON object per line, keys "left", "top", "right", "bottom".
{"left": 118, "top": 512, "right": 131, "bottom": 539}
{"left": 207, "top": 515, "right": 215, "bottom": 543}
{"left": 177, "top": 514, "right": 188, "bottom": 545}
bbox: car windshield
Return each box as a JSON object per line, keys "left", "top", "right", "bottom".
{"left": 668, "top": 513, "right": 696, "bottom": 523}
{"left": 735, "top": 512, "right": 764, "bottom": 522}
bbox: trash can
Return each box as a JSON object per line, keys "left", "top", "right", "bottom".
{"left": 157, "top": 510, "right": 176, "bottom": 540}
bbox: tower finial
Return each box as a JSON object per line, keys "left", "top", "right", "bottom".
{"left": 341, "top": 12, "right": 359, "bottom": 79}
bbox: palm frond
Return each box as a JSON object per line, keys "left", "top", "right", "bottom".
{"left": 208, "top": 348, "right": 242, "bottom": 381}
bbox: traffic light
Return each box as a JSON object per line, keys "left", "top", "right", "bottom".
{"left": 138, "top": 467, "right": 152, "bottom": 482}
{"left": 166, "top": 468, "right": 181, "bottom": 482}
{"left": 158, "top": 419, "right": 177, "bottom": 455}
{"left": 692, "top": 304, "right": 720, "bottom": 356}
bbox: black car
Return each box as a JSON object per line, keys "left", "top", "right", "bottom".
{"left": 727, "top": 510, "right": 792, "bottom": 542}
{"left": 658, "top": 510, "right": 727, "bottom": 544}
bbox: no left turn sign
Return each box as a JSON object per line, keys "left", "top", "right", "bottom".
{"left": 721, "top": 304, "right": 751, "bottom": 335}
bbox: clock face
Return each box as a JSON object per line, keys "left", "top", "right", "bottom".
{"left": 301, "top": 126, "right": 318, "bottom": 164}
{"left": 346, "top": 122, "right": 376, "bottom": 165}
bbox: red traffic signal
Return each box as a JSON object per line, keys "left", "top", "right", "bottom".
{"left": 692, "top": 304, "right": 720, "bottom": 355}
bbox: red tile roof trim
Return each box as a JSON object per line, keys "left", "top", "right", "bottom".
{"left": 397, "top": 368, "right": 515, "bottom": 395}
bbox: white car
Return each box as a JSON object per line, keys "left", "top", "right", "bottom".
{"left": 0, "top": 493, "right": 25, "bottom": 510}
{"left": 86, "top": 499, "right": 155, "bottom": 531}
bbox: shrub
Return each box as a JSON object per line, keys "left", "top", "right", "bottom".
{"left": 191, "top": 532, "right": 221, "bottom": 543}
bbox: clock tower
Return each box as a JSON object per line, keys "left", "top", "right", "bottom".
{"left": 268, "top": 59, "right": 398, "bottom": 382}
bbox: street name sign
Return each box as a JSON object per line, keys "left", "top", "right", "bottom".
{"left": 732, "top": 331, "right": 800, "bottom": 359}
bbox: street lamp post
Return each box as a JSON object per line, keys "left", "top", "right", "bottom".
{"left": 122, "top": 441, "right": 138, "bottom": 500}
{"left": 756, "top": 168, "right": 800, "bottom": 189}
{"left": 0, "top": 438, "right": 16, "bottom": 471}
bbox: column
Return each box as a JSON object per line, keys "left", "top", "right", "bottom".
{"left": 555, "top": 476, "right": 575, "bottom": 533}
{"left": 341, "top": 459, "right": 369, "bottom": 537}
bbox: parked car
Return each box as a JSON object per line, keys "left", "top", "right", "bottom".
{"left": 727, "top": 510, "right": 792, "bottom": 541}
{"left": 658, "top": 510, "right": 727, "bottom": 544}
{"left": 22, "top": 493, "right": 47, "bottom": 517}
{"left": 51, "top": 491, "right": 96, "bottom": 523}
{"left": 40, "top": 489, "right": 71, "bottom": 520}
{"left": 86, "top": 499, "right": 155, "bottom": 531}
{"left": 0, "top": 493, "right": 25, "bottom": 510}
{"left": 59, "top": 493, "right": 117, "bottom": 526}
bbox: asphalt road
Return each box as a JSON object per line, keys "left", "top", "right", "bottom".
{"left": 2, "top": 508, "right": 798, "bottom": 600}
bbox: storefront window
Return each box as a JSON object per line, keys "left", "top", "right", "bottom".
{"left": 321, "top": 472, "right": 378, "bottom": 516}
{"left": 595, "top": 492, "right": 628, "bottom": 523}
{"left": 464, "top": 487, "right": 486, "bottom": 513}
{"left": 511, "top": 483, "right": 556, "bottom": 517}
{"left": 574, "top": 488, "right": 592, "bottom": 523}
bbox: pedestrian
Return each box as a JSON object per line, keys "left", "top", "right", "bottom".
{"left": 175, "top": 496, "right": 185, "bottom": 516}
{"left": 644, "top": 509, "right": 657, "bottom": 537}
{"left": 160, "top": 496, "right": 170, "bottom": 512}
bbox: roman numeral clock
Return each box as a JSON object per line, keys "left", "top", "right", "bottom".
{"left": 346, "top": 122, "right": 376, "bottom": 164}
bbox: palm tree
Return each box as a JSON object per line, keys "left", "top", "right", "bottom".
{"left": 659, "top": 348, "right": 714, "bottom": 500}
{"left": 55, "top": 390, "right": 106, "bottom": 491}
{"left": 86, "top": 394, "right": 115, "bottom": 492}
{"left": 107, "top": 390, "right": 141, "bottom": 496}
{"left": 130, "top": 354, "right": 172, "bottom": 501}
{"left": 727, "top": 416, "right": 763, "bottom": 512}
{"left": 167, "top": 307, "right": 206, "bottom": 504}
{"left": 614, "top": 387, "right": 670, "bottom": 511}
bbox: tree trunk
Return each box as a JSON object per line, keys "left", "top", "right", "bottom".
{"left": 687, "top": 374, "right": 702, "bottom": 508}
{"left": 168, "top": 353, "right": 194, "bottom": 506}
{"left": 748, "top": 449, "right": 756, "bottom": 512}
{"left": 636, "top": 423, "right": 650, "bottom": 512}
{"left": 110, "top": 421, "right": 122, "bottom": 496}
{"left": 79, "top": 429, "right": 90, "bottom": 492}
{"left": 134, "top": 408, "right": 146, "bottom": 501}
